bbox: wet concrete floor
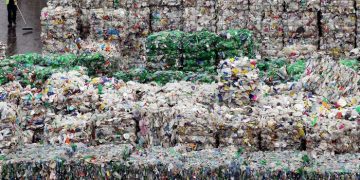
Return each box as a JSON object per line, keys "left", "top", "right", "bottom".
{"left": 0, "top": 0, "right": 46, "bottom": 56}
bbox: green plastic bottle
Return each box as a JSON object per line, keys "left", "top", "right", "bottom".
{"left": 114, "top": 0, "right": 119, "bottom": 8}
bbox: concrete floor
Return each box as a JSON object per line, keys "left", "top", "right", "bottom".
{"left": 0, "top": 0, "right": 46, "bottom": 56}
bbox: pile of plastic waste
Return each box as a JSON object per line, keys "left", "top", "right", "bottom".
{"left": 5, "top": 0, "right": 360, "bottom": 176}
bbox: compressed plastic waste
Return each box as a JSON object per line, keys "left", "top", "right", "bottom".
{"left": 286, "top": 60, "right": 306, "bottom": 81}
{"left": 282, "top": 11, "right": 318, "bottom": 46}
{"left": 150, "top": 6, "right": 183, "bottom": 32}
{"left": 257, "top": 58, "right": 288, "bottom": 84}
{"left": 320, "top": 13, "right": 356, "bottom": 58}
{"left": 45, "top": 114, "right": 93, "bottom": 145}
{"left": 0, "top": 143, "right": 133, "bottom": 179}
{"left": 217, "top": 8, "right": 248, "bottom": 32}
{"left": 0, "top": 53, "right": 111, "bottom": 87}
{"left": 252, "top": 57, "right": 304, "bottom": 84}
{"left": 113, "top": 68, "right": 217, "bottom": 85}
{"left": 146, "top": 31, "right": 184, "bottom": 70}
{"left": 217, "top": 57, "right": 260, "bottom": 107}
{"left": 42, "top": 0, "right": 360, "bottom": 62}
{"left": 149, "top": 0, "right": 180, "bottom": 6}
{"left": 41, "top": 6, "right": 78, "bottom": 54}
{"left": 358, "top": 10, "right": 360, "bottom": 47}
{"left": 121, "top": 7, "right": 150, "bottom": 68}
{"left": 182, "top": 31, "right": 218, "bottom": 71}
{"left": 1, "top": 51, "right": 359, "bottom": 180}
{"left": 305, "top": 118, "right": 359, "bottom": 155}
{"left": 124, "top": 0, "right": 149, "bottom": 8}
{"left": 247, "top": 11, "right": 262, "bottom": 39}
{"left": 146, "top": 29, "right": 256, "bottom": 71}
{"left": 217, "top": 29, "right": 256, "bottom": 59}
{"left": 257, "top": 96, "right": 306, "bottom": 151}
{"left": 136, "top": 81, "right": 218, "bottom": 148}
{"left": 0, "top": 102, "right": 19, "bottom": 153}
{"left": 321, "top": 0, "right": 355, "bottom": 14}
{"left": 89, "top": 8, "right": 128, "bottom": 42}
{"left": 47, "top": 0, "right": 116, "bottom": 8}
{"left": 245, "top": 151, "right": 308, "bottom": 178}
{"left": 301, "top": 57, "right": 359, "bottom": 103}
{"left": 215, "top": 105, "right": 261, "bottom": 151}
{"left": 126, "top": 146, "right": 240, "bottom": 179}
{"left": 260, "top": 11, "right": 284, "bottom": 57}
{"left": 2, "top": 8, "right": 360, "bottom": 173}
{"left": 0, "top": 42, "right": 5, "bottom": 60}
{"left": 306, "top": 153, "right": 360, "bottom": 179}
{"left": 1, "top": 144, "right": 359, "bottom": 179}
{"left": 173, "top": 103, "right": 217, "bottom": 151}
{"left": 262, "top": 11, "right": 284, "bottom": 38}
{"left": 278, "top": 44, "right": 317, "bottom": 62}
{"left": 76, "top": 39, "right": 122, "bottom": 69}
{"left": 183, "top": 5, "right": 217, "bottom": 32}
{"left": 249, "top": 0, "right": 284, "bottom": 12}
{"left": 284, "top": 0, "right": 320, "bottom": 12}
{"left": 260, "top": 37, "right": 284, "bottom": 58}
{"left": 340, "top": 59, "right": 360, "bottom": 71}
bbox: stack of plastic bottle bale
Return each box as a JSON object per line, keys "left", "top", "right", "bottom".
{"left": 40, "top": 6, "right": 79, "bottom": 54}
{"left": 283, "top": 0, "right": 319, "bottom": 47}
{"left": 320, "top": 0, "right": 356, "bottom": 58}
{"left": 250, "top": 0, "right": 284, "bottom": 58}
{"left": 2, "top": 0, "right": 360, "bottom": 178}
{"left": 217, "top": 0, "right": 249, "bottom": 32}
{"left": 0, "top": 57, "right": 359, "bottom": 178}
{"left": 183, "top": 0, "right": 217, "bottom": 32}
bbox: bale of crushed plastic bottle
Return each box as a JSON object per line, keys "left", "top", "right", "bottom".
{"left": 216, "top": 29, "right": 256, "bottom": 59}
{"left": 182, "top": 31, "right": 218, "bottom": 72}
{"left": 146, "top": 31, "right": 184, "bottom": 70}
